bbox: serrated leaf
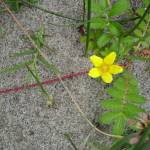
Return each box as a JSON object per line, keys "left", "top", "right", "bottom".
{"left": 122, "top": 36, "right": 139, "bottom": 47}
{"left": 90, "top": 17, "right": 107, "bottom": 29}
{"left": 100, "top": 111, "right": 120, "bottom": 124}
{"left": 107, "top": 88, "right": 124, "bottom": 99}
{"left": 100, "top": 72, "right": 146, "bottom": 135}
{"left": 113, "top": 77, "right": 125, "bottom": 89}
{"left": 91, "top": 0, "right": 107, "bottom": 14}
{"left": 97, "top": 34, "right": 111, "bottom": 48}
{"left": 127, "top": 94, "right": 145, "bottom": 104}
{"left": 108, "top": 22, "right": 122, "bottom": 36}
{"left": 113, "top": 114, "right": 126, "bottom": 135}
{"left": 123, "top": 104, "right": 144, "bottom": 118}
{"left": 109, "top": 0, "right": 130, "bottom": 16}
{"left": 101, "top": 100, "right": 122, "bottom": 111}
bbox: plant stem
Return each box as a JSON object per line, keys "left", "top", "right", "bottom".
{"left": 26, "top": 64, "right": 53, "bottom": 105}
{"left": 64, "top": 133, "right": 79, "bottom": 150}
{"left": 83, "top": 0, "right": 86, "bottom": 22}
{"left": 124, "top": 3, "right": 150, "bottom": 37}
{"left": 117, "top": 16, "right": 140, "bottom": 23}
{"left": 84, "top": 0, "right": 91, "bottom": 56}
{"left": 21, "top": 0, "right": 82, "bottom": 22}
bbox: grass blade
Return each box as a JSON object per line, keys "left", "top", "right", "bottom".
{"left": 85, "top": 0, "right": 91, "bottom": 56}
{"left": 0, "top": 60, "right": 33, "bottom": 74}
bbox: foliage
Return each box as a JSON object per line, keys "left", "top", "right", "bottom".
{"left": 1, "top": 0, "right": 150, "bottom": 149}
{"left": 81, "top": 0, "right": 150, "bottom": 59}
{"left": 0, "top": 26, "right": 57, "bottom": 105}
{"left": 99, "top": 72, "right": 146, "bottom": 135}
{"left": 110, "top": 124, "right": 150, "bottom": 150}
{"left": 5, "top": 0, "right": 39, "bottom": 11}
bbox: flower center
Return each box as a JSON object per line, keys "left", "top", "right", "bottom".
{"left": 100, "top": 64, "right": 109, "bottom": 73}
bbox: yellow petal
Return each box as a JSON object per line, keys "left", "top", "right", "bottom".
{"left": 110, "top": 65, "right": 123, "bottom": 74}
{"left": 88, "top": 68, "right": 101, "bottom": 78}
{"left": 104, "top": 52, "right": 116, "bottom": 65}
{"left": 101, "top": 73, "right": 113, "bottom": 83}
{"left": 90, "top": 55, "right": 103, "bottom": 67}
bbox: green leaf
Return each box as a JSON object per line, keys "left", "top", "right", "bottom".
{"left": 80, "top": 36, "right": 86, "bottom": 43}
{"left": 32, "top": 26, "right": 45, "bottom": 47}
{"left": 133, "top": 124, "right": 150, "bottom": 149}
{"left": 112, "top": 114, "right": 126, "bottom": 135}
{"left": 134, "top": 29, "right": 143, "bottom": 37}
{"left": 97, "top": 34, "right": 111, "bottom": 48}
{"left": 127, "top": 94, "right": 145, "bottom": 104}
{"left": 100, "top": 72, "right": 146, "bottom": 136}
{"left": 109, "top": 0, "right": 130, "bottom": 16}
{"left": 122, "top": 36, "right": 139, "bottom": 47}
{"left": 143, "top": 0, "right": 149, "bottom": 6}
{"left": 12, "top": 48, "right": 36, "bottom": 57}
{"left": 87, "top": 41, "right": 95, "bottom": 51}
{"left": 91, "top": 0, "right": 107, "bottom": 14}
{"left": 100, "top": 111, "right": 120, "bottom": 124}
{"left": 136, "top": 8, "right": 145, "bottom": 16}
{"left": 0, "top": 60, "right": 33, "bottom": 74}
{"left": 108, "top": 22, "right": 122, "bottom": 36}
{"left": 90, "top": 17, "right": 107, "bottom": 29}
{"left": 26, "top": 64, "right": 53, "bottom": 105}
{"left": 101, "top": 100, "right": 122, "bottom": 111}
{"left": 123, "top": 104, "right": 144, "bottom": 118}
{"left": 110, "top": 134, "right": 133, "bottom": 150}
{"left": 5, "top": 0, "right": 20, "bottom": 11}
{"left": 107, "top": 88, "right": 124, "bottom": 100}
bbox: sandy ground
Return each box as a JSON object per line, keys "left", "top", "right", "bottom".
{"left": 0, "top": 0, "right": 150, "bottom": 150}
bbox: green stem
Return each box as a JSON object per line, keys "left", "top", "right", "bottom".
{"left": 21, "top": 0, "right": 82, "bottom": 22}
{"left": 64, "top": 133, "right": 79, "bottom": 150}
{"left": 124, "top": 3, "right": 150, "bottom": 37}
{"left": 117, "top": 16, "right": 140, "bottom": 23}
{"left": 26, "top": 64, "right": 53, "bottom": 105}
{"left": 83, "top": 0, "right": 86, "bottom": 22}
{"left": 85, "top": 0, "right": 91, "bottom": 56}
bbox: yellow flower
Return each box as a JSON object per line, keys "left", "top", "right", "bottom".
{"left": 88, "top": 52, "right": 123, "bottom": 83}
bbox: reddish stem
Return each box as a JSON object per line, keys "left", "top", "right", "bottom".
{"left": 0, "top": 70, "right": 88, "bottom": 95}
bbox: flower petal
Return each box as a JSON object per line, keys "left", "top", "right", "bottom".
{"left": 90, "top": 55, "right": 103, "bottom": 67}
{"left": 104, "top": 52, "right": 116, "bottom": 65}
{"left": 88, "top": 68, "right": 101, "bottom": 78}
{"left": 101, "top": 73, "right": 113, "bottom": 83}
{"left": 110, "top": 65, "right": 123, "bottom": 74}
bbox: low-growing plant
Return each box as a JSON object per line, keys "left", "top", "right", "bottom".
{"left": 81, "top": 0, "right": 150, "bottom": 59}
{"left": 82, "top": 0, "right": 150, "bottom": 149}
{"left": 0, "top": 26, "right": 57, "bottom": 105}
{"left": 5, "top": 0, "right": 39, "bottom": 11}
{"left": 0, "top": 0, "right": 150, "bottom": 149}
{"left": 100, "top": 72, "right": 145, "bottom": 135}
